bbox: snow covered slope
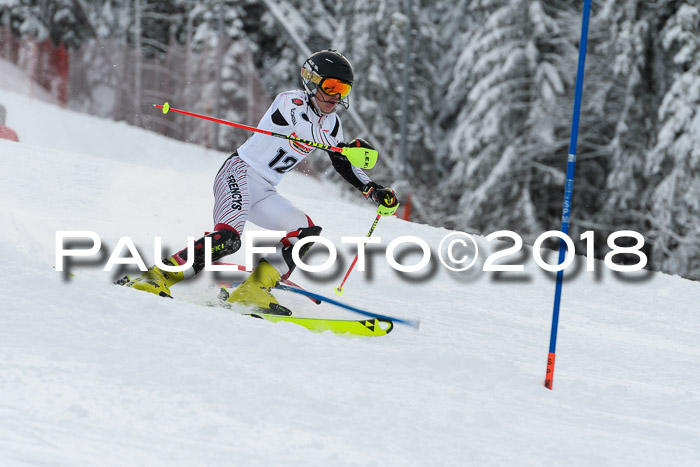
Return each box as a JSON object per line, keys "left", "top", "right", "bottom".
{"left": 1, "top": 87, "right": 699, "bottom": 466}
{"left": 0, "top": 57, "right": 59, "bottom": 106}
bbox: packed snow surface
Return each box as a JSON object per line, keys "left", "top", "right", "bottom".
{"left": 1, "top": 87, "right": 699, "bottom": 466}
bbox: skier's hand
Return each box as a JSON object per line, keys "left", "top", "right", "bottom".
{"left": 363, "top": 182, "right": 398, "bottom": 208}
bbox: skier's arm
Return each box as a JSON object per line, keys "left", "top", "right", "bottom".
{"left": 328, "top": 143, "right": 371, "bottom": 191}
{"left": 330, "top": 138, "right": 373, "bottom": 190}
{"left": 332, "top": 138, "right": 398, "bottom": 208}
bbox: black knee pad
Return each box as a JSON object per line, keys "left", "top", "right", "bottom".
{"left": 281, "top": 225, "right": 323, "bottom": 275}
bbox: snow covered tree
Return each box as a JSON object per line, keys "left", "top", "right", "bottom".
{"left": 135, "top": 1, "right": 185, "bottom": 59}
{"left": 180, "top": 0, "right": 268, "bottom": 149}
{"left": 435, "top": 0, "right": 579, "bottom": 236}
{"left": 239, "top": 0, "right": 336, "bottom": 94}
{"left": 2, "top": 0, "right": 50, "bottom": 42}
{"left": 1, "top": 0, "right": 95, "bottom": 48}
{"left": 589, "top": 0, "right": 699, "bottom": 277}
{"left": 334, "top": 0, "right": 440, "bottom": 203}
{"left": 643, "top": 2, "right": 700, "bottom": 279}
{"left": 597, "top": 0, "right": 661, "bottom": 235}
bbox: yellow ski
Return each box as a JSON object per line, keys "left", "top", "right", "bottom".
{"left": 249, "top": 313, "right": 393, "bottom": 337}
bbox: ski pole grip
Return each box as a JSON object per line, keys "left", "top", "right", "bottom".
{"left": 376, "top": 200, "right": 400, "bottom": 217}
{"left": 341, "top": 146, "right": 378, "bottom": 170}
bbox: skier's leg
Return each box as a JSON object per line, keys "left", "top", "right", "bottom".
{"left": 120, "top": 154, "right": 250, "bottom": 297}
{"left": 120, "top": 225, "right": 242, "bottom": 298}
{"left": 249, "top": 193, "right": 321, "bottom": 281}
{"left": 211, "top": 153, "right": 251, "bottom": 236}
{"left": 226, "top": 187, "right": 321, "bottom": 309}
{"left": 165, "top": 152, "right": 254, "bottom": 277}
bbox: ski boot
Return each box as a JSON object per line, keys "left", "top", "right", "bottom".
{"left": 116, "top": 226, "right": 241, "bottom": 299}
{"left": 116, "top": 257, "right": 184, "bottom": 298}
{"left": 224, "top": 260, "right": 290, "bottom": 315}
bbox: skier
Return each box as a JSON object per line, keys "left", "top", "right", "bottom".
{"left": 120, "top": 49, "right": 398, "bottom": 311}
{"left": 0, "top": 105, "right": 19, "bottom": 142}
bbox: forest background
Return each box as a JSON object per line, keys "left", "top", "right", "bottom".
{"left": 0, "top": 0, "right": 698, "bottom": 281}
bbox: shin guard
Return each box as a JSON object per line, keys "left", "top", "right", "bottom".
{"left": 276, "top": 225, "right": 323, "bottom": 280}
{"left": 172, "top": 224, "right": 241, "bottom": 278}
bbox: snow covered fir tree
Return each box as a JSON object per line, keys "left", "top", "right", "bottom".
{"left": 0, "top": 0, "right": 697, "bottom": 280}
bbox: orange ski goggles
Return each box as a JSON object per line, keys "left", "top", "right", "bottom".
{"left": 302, "top": 69, "right": 352, "bottom": 98}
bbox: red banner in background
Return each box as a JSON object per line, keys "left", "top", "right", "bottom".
{"left": 0, "top": 28, "right": 69, "bottom": 107}
{"left": 33, "top": 39, "right": 69, "bottom": 106}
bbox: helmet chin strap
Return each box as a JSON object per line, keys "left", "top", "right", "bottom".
{"left": 310, "top": 93, "right": 338, "bottom": 116}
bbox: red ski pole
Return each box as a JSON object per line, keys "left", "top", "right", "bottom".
{"left": 335, "top": 213, "right": 381, "bottom": 296}
{"left": 335, "top": 199, "right": 399, "bottom": 296}
{"left": 154, "top": 102, "right": 377, "bottom": 169}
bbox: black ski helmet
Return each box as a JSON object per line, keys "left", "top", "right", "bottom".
{"left": 301, "top": 49, "right": 354, "bottom": 109}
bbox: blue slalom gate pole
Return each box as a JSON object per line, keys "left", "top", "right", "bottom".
{"left": 545, "top": 0, "right": 592, "bottom": 390}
